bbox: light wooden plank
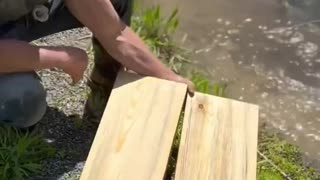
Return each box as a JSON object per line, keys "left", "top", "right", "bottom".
{"left": 80, "top": 71, "right": 187, "bottom": 180}
{"left": 175, "top": 93, "right": 259, "bottom": 180}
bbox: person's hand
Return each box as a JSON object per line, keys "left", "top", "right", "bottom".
{"left": 171, "top": 75, "right": 196, "bottom": 96}
{"left": 59, "top": 47, "right": 88, "bottom": 84}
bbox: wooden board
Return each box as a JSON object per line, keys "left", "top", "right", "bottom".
{"left": 175, "top": 93, "right": 259, "bottom": 180}
{"left": 80, "top": 71, "right": 187, "bottom": 180}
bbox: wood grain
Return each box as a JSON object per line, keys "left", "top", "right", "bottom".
{"left": 80, "top": 71, "right": 187, "bottom": 180}
{"left": 175, "top": 93, "right": 259, "bottom": 180}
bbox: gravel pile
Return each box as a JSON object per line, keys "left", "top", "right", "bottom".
{"left": 30, "top": 28, "right": 99, "bottom": 180}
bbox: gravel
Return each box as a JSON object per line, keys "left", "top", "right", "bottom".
{"left": 30, "top": 28, "right": 98, "bottom": 180}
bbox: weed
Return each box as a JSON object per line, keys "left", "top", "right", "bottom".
{"left": 132, "top": 4, "right": 179, "bottom": 42}
{"left": 132, "top": 4, "right": 192, "bottom": 73}
{"left": 191, "top": 72, "right": 227, "bottom": 96}
{"left": 0, "top": 126, "right": 55, "bottom": 180}
{"left": 258, "top": 130, "right": 320, "bottom": 179}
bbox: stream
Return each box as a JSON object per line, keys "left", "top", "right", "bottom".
{"left": 141, "top": 0, "right": 320, "bottom": 168}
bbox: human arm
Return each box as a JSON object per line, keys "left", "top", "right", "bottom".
{"left": 65, "top": 0, "right": 195, "bottom": 94}
{"left": 0, "top": 39, "right": 88, "bottom": 83}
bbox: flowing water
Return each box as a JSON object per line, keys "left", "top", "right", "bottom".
{"left": 141, "top": 0, "right": 320, "bottom": 167}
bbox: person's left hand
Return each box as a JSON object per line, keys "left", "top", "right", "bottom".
{"left": 171, "top": 75, "right": 196, "bottom": 97}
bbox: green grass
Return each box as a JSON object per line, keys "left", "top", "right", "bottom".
{"left": 132, "top": 3, "right": 192, "bottom": 73}
{"left": 191, "top": 72, "right": 227, "bottom": 96}
{"left": 0, "top": 126, "right": 55, "bottom": 180}
{"left": 258, "top": 130, "right": 320, "bottom": 180}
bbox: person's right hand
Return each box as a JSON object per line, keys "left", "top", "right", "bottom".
{"left": 58, "top": 47, "right": 89, "bottom": 84}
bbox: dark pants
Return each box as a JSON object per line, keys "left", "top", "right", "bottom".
{"left": 0, "top": 0, "right": 133, "bottom": 128}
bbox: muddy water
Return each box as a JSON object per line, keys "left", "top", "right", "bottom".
{"left": 141, "top": 0, "right": 320, "bottom": 167}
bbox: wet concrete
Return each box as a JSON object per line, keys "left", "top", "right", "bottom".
{"left": 141, "top": 0, "right": 320, "bottom": 167}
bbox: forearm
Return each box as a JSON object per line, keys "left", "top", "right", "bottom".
{"left": 0, "top": 40, "right": 63, "bottom": 73}
{"left": 108, "top": 26, "right": 178, "bottom": 79}
{"left": 65, "top": 0, "right": 178, "bottom": 80}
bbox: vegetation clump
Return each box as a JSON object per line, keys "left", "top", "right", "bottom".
{"left": 0, "top": 126, "right": 55, "bottom": 180}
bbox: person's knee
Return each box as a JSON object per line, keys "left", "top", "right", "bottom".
{"left": 0, "top": 73, "right": 47, "bottom": 128}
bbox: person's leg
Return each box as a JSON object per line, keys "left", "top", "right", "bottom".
{"left": 0, "top": 0, "right": 83, "bottom": 128}
{"left": 85, "top": 0, "right": 134, "bottom": 121}
{"left": 0, "top": 1, "right": 80, "bottom": 129}
{"left": 0, "top": 72, "right": 47, "bottom": 128}
{"left": 0, "top": 0, "right": 134, "bottom": 125}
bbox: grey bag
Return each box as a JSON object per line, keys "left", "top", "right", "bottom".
{"left": 0, "top": 0, "right": 47, "bottom": 25}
